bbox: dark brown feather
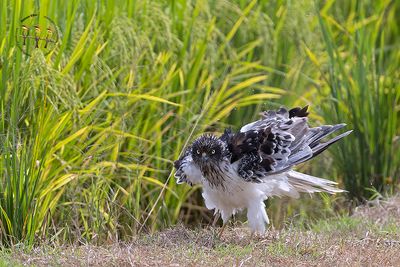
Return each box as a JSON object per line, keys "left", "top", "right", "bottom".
{"left": 289, "top": 105, "right": 309, "bottom": 118}
{"left": 221, "top": 106, "right": 350, "bottom": 182}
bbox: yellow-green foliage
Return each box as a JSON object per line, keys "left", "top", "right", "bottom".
{"left": 0, "top": 0, "right": 398, "bottom": 245}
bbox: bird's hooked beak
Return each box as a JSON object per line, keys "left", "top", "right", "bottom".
{"left": 201, "top": 152, "right": 209, "bottom": 161}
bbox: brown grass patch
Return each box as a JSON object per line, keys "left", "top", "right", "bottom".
{"left": 2, "top": 196, "right": 400, "bottom": 266}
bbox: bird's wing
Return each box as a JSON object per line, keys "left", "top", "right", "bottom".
{"left": 174, "top": 146, "right": 203, "bottom": 186}
{"left": 223, "top": 106, "right": 352, "bottom": 182}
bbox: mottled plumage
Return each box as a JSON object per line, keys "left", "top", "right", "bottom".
{"left": 174, "top": 106, "right": 351, "bottom": 234}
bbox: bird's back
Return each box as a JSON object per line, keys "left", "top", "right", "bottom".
{"left": 220, "top": 106, "right": 352, "bottom": 182}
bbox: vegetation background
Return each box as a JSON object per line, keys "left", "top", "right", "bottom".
{"left": 0, "top": 0, "right": 399, "bottom": 247}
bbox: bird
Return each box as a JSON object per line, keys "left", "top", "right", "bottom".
{"left": 174, "top": 105, "right": 351, "bottom": 236}
{"left": 44, "top": 27, "right": 53, "bottom": 49}
{"left": 21, "top": 25, "right": 29, "bottom": 46}
{"left": 34, "top": 25, "right": 41, "bottom": 48}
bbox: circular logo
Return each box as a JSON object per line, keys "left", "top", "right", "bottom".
{"left": 16, "top": 14, "right": 59, "bottom": 56}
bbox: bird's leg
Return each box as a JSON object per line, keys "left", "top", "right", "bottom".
{"left": 218, "top": 223, "right": 227, "bottom": 239}
{"left": 238, "top": 152, "right": 262, "bottom": 182}
{"left": 212, "top": 212, "right": 220, "bottom": 227}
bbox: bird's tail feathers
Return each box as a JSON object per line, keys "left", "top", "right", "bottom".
{"left": 287, "top": 170, "right": 345, "bottom": 194}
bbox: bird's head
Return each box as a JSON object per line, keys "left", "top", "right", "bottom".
{"left": 191, "top": 134, "right": 226, "bottom": 165}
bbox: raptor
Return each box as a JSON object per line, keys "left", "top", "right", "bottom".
{"left": 174, "top": 106, "right": 351, "bottom": 235}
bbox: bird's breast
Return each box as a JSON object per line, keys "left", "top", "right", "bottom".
{"left": 198, "top": 161, "right": 240, "bottom": 191}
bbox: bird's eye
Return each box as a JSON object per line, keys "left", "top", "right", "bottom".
{"left": 211, "top": 149, "right": 215, "bottom": 154}
{"left": 196, "top": 150, "right": 201, "bottom": 155}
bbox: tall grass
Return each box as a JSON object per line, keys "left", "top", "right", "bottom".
{"left": 0, "top": 0, "right": 398, "bottom": 245}
{"left": 306, "top": 0, "right": 400, "bottom": 199}
{"left": 0, "top": 0, "right": 288, "bottom": 245}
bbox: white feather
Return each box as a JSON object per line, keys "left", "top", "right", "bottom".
{"left": 200, "top": 162, "right": 343, "bottom": 234}
{"left": 176, "top": 106, "right": 348, "bottom": 235}
{"left": 181, "top": 155, "right": 203, "bottom": 185}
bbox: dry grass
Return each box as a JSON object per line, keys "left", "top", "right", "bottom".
{"left": 353, "top": 195, "right": 400, "bottom": 224}
{"left": 1, "top": 197, "right": 400, "bottom": 267}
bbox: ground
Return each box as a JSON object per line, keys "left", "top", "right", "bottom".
{"left": 1, "top": 196, "right": 399, "bottom": 267}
